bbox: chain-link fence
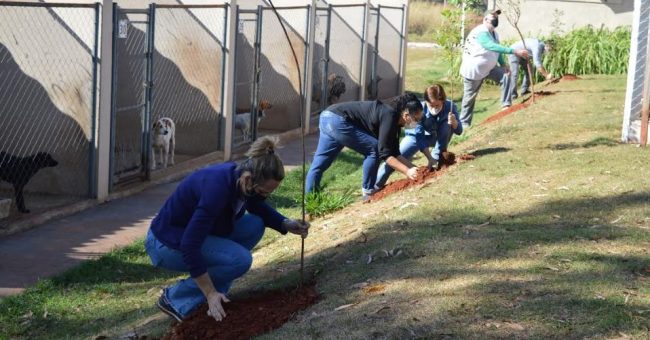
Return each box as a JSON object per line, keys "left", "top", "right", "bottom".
{"left": 258, "top": 6, "right": 309, "bottom": 135}
{"left": 111, "top": 5, "right": 151, "bottom": 186}
{"left": 151, "top": 4, "right": 228, "bottom": 168}
{"left": 232, "top": 6, "right": 261, "bottom": 147}
{"left": 232, "top": 5, "right": 309, "bottom": 148}
{"left": 311, "top": 4, "right": 366, "bottom": 113}
{"left": 368, "top": 5, "right": 405, "bottom": 101}
{"left": 111, "top": 4, "right": 228, "bottom": 188}
{"left": 0, "top": 1, "right": 408, "bottom": 225}
{"left": 0, "top": 2, "right": 99, "bottom": 221}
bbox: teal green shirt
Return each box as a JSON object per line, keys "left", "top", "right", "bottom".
{"left": 476, "top": 31, "right": 514, "bottom": 66}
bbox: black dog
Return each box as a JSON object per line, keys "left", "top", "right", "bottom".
{"left": 0, "top": 152, "right": 58, "bottom": 213}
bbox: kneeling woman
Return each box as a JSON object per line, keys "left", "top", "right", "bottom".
{"left": 145, "top": 136, "right": 309, "bottom": 322}
{"left": 305, "top": 93, "right": 424, "bottom": 199}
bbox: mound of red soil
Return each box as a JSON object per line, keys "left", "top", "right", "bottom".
{"left": 163, "top": 284, "right": 319, "bottom": 340}
{"left": 368, "top": 152, "right": 475, "bottom": 202}
{"left": 561, "top": 74, "right": 579, "bottom": 81}
{"left": 481, "top": 90, "right": 555, "bottom": 125}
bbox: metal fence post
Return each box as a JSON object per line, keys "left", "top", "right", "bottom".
{"left": 223, "top": 1, "right": 238, "bottom": 160}
{"left": 320, "top": 5, "right": 332, "bottom": 111}
{"left": 218, "top": 4, "right": 229, "bottom": 151}
{"left": 359, "top": 1, "right": 370, "bottom": 100}
{"left": 106, "top": 0, "right": 119, "bottom": 195}
{"left": 143, "top": 3, "right": 156, "bottom": 180}
{"left": 89, "top": 2, "right": 100, "bottom": 198}
{"left": 251, "top": 5, "right": 263, "bottom": 141}
{"left": 398, "top": 4, "right": 408, "bottom": 94}
{"left": 303, "top": 2, "right": 316, "bottom": 132}
{"left": 370, "top": 5, "right": 381, "bottom": 100}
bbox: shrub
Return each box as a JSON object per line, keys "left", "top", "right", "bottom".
{"left": 543, "top": 25, "right": 631, "bottom": 77}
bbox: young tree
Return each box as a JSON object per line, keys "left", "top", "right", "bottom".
{"left": 497, "top": 0, "right": 536, "bottom": 102}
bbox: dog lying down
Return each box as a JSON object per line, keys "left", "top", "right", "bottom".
{"left": 151, "top": 117, "right": 176, "bottom": 170}
{"left": 0, "top": 152, "right": 58, "bottom": 213}
{"left": 235, "top": 100, "right": 273, "bottom": 141}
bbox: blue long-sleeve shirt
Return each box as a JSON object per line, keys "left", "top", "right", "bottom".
{"left": 405, "top": 100, "right": 463, "bottom": 152}
{"left": 149, "top": 162, "right": 287, "bottom": 278}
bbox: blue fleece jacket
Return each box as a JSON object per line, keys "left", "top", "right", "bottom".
{"left": 149, "top": 162, "right": 287, "bottom": 278}
{"left": 405, "top": 100, "right": 463, "bottom": 151}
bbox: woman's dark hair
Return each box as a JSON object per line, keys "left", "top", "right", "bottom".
{"left": 423, "top": 84, "right": 446, "bottom": 103}
{"left": 237, "top": 136, "right": 285, "bottom": 185}
{"left": 389, "top": 93, "right": 421, "bottom": 116}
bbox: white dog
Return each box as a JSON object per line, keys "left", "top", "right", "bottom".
{"left": 235, "top": 100, "right": 273, "bottom": 141}
{"left": 151, "top": 117, "right": 175, "bottom": 170}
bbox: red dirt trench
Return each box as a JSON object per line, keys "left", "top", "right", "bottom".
{"left": 163, "top": 284, "right": 319, "bottom": 340}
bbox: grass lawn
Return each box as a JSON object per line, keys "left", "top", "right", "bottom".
{"left": 1, "top": 49, "right": 648, "bottom": 339}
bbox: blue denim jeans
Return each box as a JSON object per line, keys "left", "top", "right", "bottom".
{"left": 460, "top": 66, "right": 512, "bottom": 127}
{"left": 305, "top": 110, "right": 381, "bottom": 195}
{"left": 508, "top": 54, "right": 530, "bottom": 98}
{"left": 145, "top": 213, "right": 265, "bottom": 318}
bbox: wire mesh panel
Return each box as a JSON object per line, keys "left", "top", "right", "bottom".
{"left": 0, "top": 3, "right": 99, "bottom": 220}
{"left": 258, "top": 6, "right": 309, "bottom": 134}
{"left": 311, "top": 7, "right": 330, "bottom": 112}
{"left": 232, "top": 8, "right": 261, "bottom": 147}
{"left": 151, "top": 5, "right": 227, "bottom": 168}
{"left": 366, "top": 7, "right": 379, "bottom": 100}
{"left": 327, "top": 5, "right": 365, "bottom": 103}
{"left": 111, "top": 6, "right": 151, "bottom": 187}
{"left": 375, "top": 6, "right": 405, "bottom": 100}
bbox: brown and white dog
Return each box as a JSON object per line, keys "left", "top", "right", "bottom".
{"left": 235, "top": 100, "right": 273, "bottom": 141}
{"left": 151, "top": 117, "right": 175, "bottom": 170}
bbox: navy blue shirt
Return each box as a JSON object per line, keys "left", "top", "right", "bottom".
{"left": 150, "top": 162, "right": 287, "bottom": 277}
{"left": 327, "top": 100, "right": 401, "bottom": 160}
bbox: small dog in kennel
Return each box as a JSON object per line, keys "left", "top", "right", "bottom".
{"left": 151, "top": 117, "right": 176, "bottom": 170}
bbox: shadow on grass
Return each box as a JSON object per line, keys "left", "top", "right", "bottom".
{"left": 469, "top": 147, "right": 510, "bottom": 157}
{"left": 243, "top": 189, "right": 650, "bottom": 338}
{"left": 549, "top": 137, "right": 620, "bottom": 150}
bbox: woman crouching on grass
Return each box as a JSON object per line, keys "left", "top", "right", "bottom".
{"left": 145, "top": 136, "right": 309, "bottom": 322}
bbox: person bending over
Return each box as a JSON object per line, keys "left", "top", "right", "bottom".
{"left": 305, "top": 93, "right": 424, "bottom": 200}
{"left": 375, "top": 84, "right": 462, "bottom": 188}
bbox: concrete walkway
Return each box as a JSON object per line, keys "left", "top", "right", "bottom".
{"left": 0, "top": 133, "right": 320, "bottom": 297}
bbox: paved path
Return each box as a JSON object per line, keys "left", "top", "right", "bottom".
{"left": 0, "top": 133, "right": 320, "bottom": 296}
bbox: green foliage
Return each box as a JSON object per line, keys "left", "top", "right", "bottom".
{"left": 543, "top": 26, "right": 630, "bottom": 77}
{"left": 305, "top": 190, "right": 355, "bottom": 218}
{"left": 433, "top": 6, "right": 463, "bottom": 83}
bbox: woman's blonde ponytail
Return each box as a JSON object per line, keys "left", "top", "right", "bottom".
{"left": 238, "top": 136, "right": 285, "bottom": 184}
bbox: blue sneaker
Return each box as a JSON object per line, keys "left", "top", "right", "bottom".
{"left": 157, "top": 291, "right": 183, "bottom": 322}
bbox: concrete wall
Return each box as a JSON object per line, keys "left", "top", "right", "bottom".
{"left": 487, "top": 0, "right": 634, "bottom": 40}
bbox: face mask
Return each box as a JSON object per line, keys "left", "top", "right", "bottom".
{"left": 244, "top": 188, "right": 267, "bottom": 201}
{"left": 490, "top": 17, "right": 499, "bottom": 28}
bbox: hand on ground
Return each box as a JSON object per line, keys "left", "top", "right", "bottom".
{"left": 206, "top": 291, "right": 230, "bottom": 322}
{"left": 406, "top": 167, "right": 420, "bottom": 180}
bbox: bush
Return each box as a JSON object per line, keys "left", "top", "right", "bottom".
{"left": 544, "top": 25, "right": 630, "bottom": 77}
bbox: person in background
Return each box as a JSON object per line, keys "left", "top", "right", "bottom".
{"left": 459, "top": 9, "right": 529, "bottom": 128}
{"left": 145, "top": 136, "right": 309, "bottom": 322}
{"left": 305, "top": 93, "right": 424, "bottom": 200}
{"left": 375, "top": 84, "right": 462, "bottom": 188}
{"left": 508, "top": 38, "right": 554, "bottom": 100}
